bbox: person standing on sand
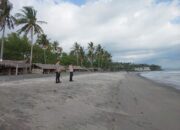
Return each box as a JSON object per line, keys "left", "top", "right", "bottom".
{"left": 69, "top": 64, "right": 74, "bottom": 81}
{"left": 55, "top": 61, "right": 61, "bottom": 83}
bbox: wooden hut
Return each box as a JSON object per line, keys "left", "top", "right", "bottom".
{"left": 88, "top": 67, "right": 98, "bottom": 72}
{"left": 0, "top": 60, "right": 30, "bottom": 75}
{"left": 32, "top": 63, "right": 65, "bottom": 74}
{"left": 73, "top": 66, "right": 89, "bottom": 72}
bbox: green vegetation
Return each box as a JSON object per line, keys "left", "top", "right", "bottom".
{"left": 0, "top": 0, "right": 14, "bottom": 61}
{"left": 149, "top": 64, "right": 162, "bottom": 71}
{"left": 3, "top": 33, "right": 30, "bottom": 60}
{"left": 110, "top": 63, "right": 162, "bottom": 71}
{"left": 0, "top": 32, "right": 112, "bottom": 69}
{"left": 14, "top": 6, "right": 46, "bottom": 70}
{"left": 36, "top": 34, "right": 50, "bottom": 64}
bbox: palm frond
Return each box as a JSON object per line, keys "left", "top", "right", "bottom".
{"left": 14, "top": 6, "right": 46, "bottom": 37}
{"left": 37, "top": 20, "right": 47, "bottom": 24}
{"left": 17, "top": 24, "right": 30, "bottom": 35}
{"left": 15, "top": 12, "right": 26, "bottom": 18}
{"left": 34, "top": 24, "right": 44, "bottom": 34}
{"left": 14, "top": 18, "right": 28, "bottom": 25}
{"left": 24, "top": 26, "right": 32, "bottom": 36}
{"left": 0, "top": 0, "right": 14, "bottom": 30}
{"left": 6, "top": 16, "right": 14, "bottom": 29}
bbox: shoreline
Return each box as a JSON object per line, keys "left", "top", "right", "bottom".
{"left": 137, "top": 72, "right": 180, "bottom": 93}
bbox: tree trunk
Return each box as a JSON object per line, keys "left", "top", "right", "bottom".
{"left": 0, "top": 27, "right": 5, "bottom": 61}
{"left": 91, "top": 55, "right": 93, "bottom": 67}
{"left": 30, "top": 28, "right": 34, "bottom": 72}
{"left": 80, "top": 59, "right": 83, "bottom": 67}
{"left": 76, "top": 54, "right": 79, "bottom": 66}
{"left": 16, "top": 64, "right": 18, "bottom": 75}
{"left": 98, "top": 55, "right": 100, "bottom": 68}
{"left": 44, "top": 49, "right": 46, "bottom": 64}
{"left": 100, "top": 56, "right": 103, "bottom": 68}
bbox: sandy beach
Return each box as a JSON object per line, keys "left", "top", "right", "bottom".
{"left": 0, "top": 72, "right": 180, "bottom": 130}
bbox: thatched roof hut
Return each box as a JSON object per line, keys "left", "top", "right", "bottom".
{"left": 0, "top": 60, "right": 30, "bottom": 68}
{"left": 73, "top": 66, "right": 89, "bottom": 72}
{"left": 88, "top": 67, "right": 98, "bottom": 72}
{"left": 32, "top": 63, "right": 65, "bottom": 74}
{"left": 0, "top": 60, "right": 30, "bottom": 75}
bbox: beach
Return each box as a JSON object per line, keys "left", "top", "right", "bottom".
{"left": 0, "top": 72, "right": 180, "bottom": 130}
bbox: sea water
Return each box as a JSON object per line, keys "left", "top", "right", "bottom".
{"left": 140, "top": 70, "right": 180, "bottom": 90}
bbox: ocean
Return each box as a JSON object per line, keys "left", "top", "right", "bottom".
{"left": 140, "top": 70, "right": 180, "bottom": 90}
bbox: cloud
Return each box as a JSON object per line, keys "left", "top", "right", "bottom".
{"left": 154, "top": 0, "right": 173, "bottom": 4}
{"left": 2, "top": 0, "right": 180, "bottom": 68}
{"left": 171, "top": 16, "right": 180, "bottom": 24}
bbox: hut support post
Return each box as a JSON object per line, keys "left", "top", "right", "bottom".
{"left": 16, "top": 64, "right": 18, "bottom": 75}
{"left": 8, "top": 68, "right": 11, "bottom": 75}
{"left": 25, "top": 64, "right": 28, "bottom": 74}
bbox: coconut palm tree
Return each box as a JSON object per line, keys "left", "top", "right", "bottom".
{"left": 100, "top": 48, "right": 104, "bottom": 68}
{"left": 56, "top": 46, "right": 63, "bottom": 57}
{"left": 52, "top": 41, "right": 59, "bottom": 52}
{"left": 87, "top": 42, "right": 95, "bottom": 67}
{"left": 52, "top": 41, "right": 63, "bottom": 61}
{"left": 95, "top": 44, "right": 102, "bottom": 68}
{"left": 14, "top": 6, "right": 46, "bottom": 71}
{"left": 102, "top": 50, "right": 112, "bottom": 69}
{"left": 0, "top": 0, "right": 14, "bottom": 61}
{"left": 37, "top": 34, "right": 49, "bottom": 64}
{"left": 71, "top": 42, "right": 80, "bottom": 66}
{"left": 79, "top": 46, "right": 85, "bottom": 66}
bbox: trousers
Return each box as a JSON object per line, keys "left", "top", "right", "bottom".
{"left": 69, "top": 72, "right": 73, "bottom": 81}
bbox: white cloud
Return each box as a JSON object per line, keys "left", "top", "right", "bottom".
{"left": 3, "top": 0, "right": 180, "bottom": 68}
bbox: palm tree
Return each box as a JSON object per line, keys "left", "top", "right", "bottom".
{"left": 100, "top": 48, "right": 104, "bottom": 68}
{"left": 52, "top": 41, "right": 59, "bottom": 52}
{"left": 56, "top": 47, "right": 63, "bottom": 58}
{"left": 87, "top": 42, "right": 95, "bottom": 67}
{"left": 79, "top": 46, "right": 85, "bottom": 66}
{"left": 102, "top": 50, "right": 112, "bottom": 69}
{"left": 71, "top": 42, "right": 80, "bottom": 66}
{"left": 52, "top": 41, "right": 63, "bottom": 61}
{"left": 95, "top": 44, "right": 102, "bottom": 68}
{"left": 0, "top": 0, "right": 14, "bottom": 61}
{"left": 37, "top": 34, "right": 49, "bottom": 64}
{"left": 14, "top": 6, "right": 46, "bottom": 71}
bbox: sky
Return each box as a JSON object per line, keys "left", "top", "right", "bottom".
{"left": 4, "top": 0, "right": 180, "bottom": 69}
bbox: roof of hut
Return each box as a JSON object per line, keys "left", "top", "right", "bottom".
{"left": 73, "top": 66, "right": 88, "bottom": 71}
{"left": 33, "top": 63, "right": 65, "bottom": 70}
{"left": 0, "top": 60, "right": 30, "bottom": 68}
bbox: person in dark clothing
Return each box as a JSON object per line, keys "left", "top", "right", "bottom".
{"left": 55, "top": 61, "right": 61, "bottom": 83}
{"left": 70, "top": 71, "right": 73, "bottom": 81}
{"left": 69, "top": 64, "right": 74, "bottom": 81}
{"left": 56, "top": 71, "right": 60, "bottom": 83}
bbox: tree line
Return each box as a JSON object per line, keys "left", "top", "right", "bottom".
{"left": 110, "top": 62, "right": 162, "bottom": 71}
{"left": 0, "top": 32, "right": 112, "bottom": 69}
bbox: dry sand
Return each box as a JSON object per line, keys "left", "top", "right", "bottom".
{"left": 0, "top": 72, "right": 180, "bottom": 130}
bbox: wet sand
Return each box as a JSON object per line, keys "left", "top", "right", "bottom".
{"left": 0, "top": 72, "right": 180, "bottom": 130}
